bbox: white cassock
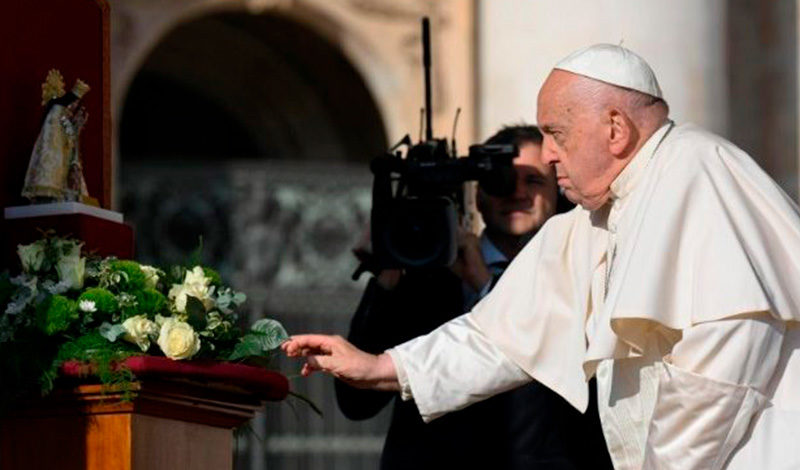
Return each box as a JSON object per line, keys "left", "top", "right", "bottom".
{"left": 387, "top": 122, "right": 800, "bottom": 469}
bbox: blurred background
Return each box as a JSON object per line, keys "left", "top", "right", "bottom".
{"left": 110, "top": 1, "right": 799, "bottom": 468}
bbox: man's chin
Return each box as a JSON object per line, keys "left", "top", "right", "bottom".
{"left": 577, "top": 196, "right": 610, "bottom": 211}
{"left": 562, "top": 189, "right": 583, "bottom": 206}
{"left": 502, "top": 220, "right": 539, "bottom": 236}
{"left": 562, "top": 188, "right": 606, "bottom": 211}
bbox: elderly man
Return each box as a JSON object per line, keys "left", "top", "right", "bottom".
{"left": 284, "top": 44, "right": 800, "bottom": 469}
{"left": 337, "top": 125, "right": 610, "bottom": 469}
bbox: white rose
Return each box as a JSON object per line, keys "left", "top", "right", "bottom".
{"left": 168, "top": 284, "right": 195, "bottom": 313}
{"left": 79, "top": 300, "right": 97, "bottom": 313}
{"left": 56, "top": 256, "right": 86, "bottom": 290}
{"left": 157, "top": 317, "right": 201, "bottom": 360}
{"left": 122, "top": 315, "right": 159, "bottom": 352}
{"left": 168, "top": 266, "right": 214, "bottom": 313}
{"left": 17, "top": 242, "right": 45, "bottom": 272}
{"left": 184, "top": 266, "right": 208, "bottom": 286}
{"left": 54, "top": 239, "right": 82, "bottom": 258}
{"left": 140, "top": 265, "right": 160, "bottom": 289}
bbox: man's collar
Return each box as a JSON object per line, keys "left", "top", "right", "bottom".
{"left": 480, "top": 232, "right": 508, "bottom": 265}
{"left": 609, "top": 120, "right": 673, "bottom": 201}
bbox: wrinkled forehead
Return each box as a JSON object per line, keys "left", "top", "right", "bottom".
{"left": 536, "top": 70, "right": 576, "bottom": 123}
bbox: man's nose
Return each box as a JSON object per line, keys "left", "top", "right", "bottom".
{"left": 512, "top": 173, "right": 531, "bottom": 200}
{"left": 541, "top": 138, "right": 559, "bottom": 164}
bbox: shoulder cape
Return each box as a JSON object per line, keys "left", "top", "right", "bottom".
{"left": 606, "top": 124, "right": 800, "bottom": 353}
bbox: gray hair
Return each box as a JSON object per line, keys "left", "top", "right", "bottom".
{"left": 571, "top": 76, "right": 669, "bottom": 122}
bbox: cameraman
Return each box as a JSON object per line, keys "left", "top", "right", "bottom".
{"left": 336, "top": 125, "right": 611, "bottom": 469}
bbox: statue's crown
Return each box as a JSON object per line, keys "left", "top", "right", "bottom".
{"left": 41, "top": 69, "right": 65, "bottom": 105}
{"left": 71, "top": 79, "right": 90, "bottom": 99}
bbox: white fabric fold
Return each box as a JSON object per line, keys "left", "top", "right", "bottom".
{"left": 605, "top": 125, "right": 800, "bottom": 334}
{"left": 468, "top": 206, "right": 598, "bottom": 411}
{"left": 643, "top": 362, "right": 768, "bottom": 470}
{"left": 386, "top": 348, "right": 413, "bottom": 402}
{"left": 389, "top": 315, "right": 530, "bottom": 422}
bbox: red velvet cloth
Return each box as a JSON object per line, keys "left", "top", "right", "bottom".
{"left": 61, "top": 356, "right": 289, "bottom": 401}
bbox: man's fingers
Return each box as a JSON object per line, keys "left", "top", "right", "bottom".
{"left": 283, "top": 334, "right": 368, "bottom": 382}
{"left": 301, "top": 362, "right": 315, "bottom": 377}
{"left": 300, "top": 355, "right": 332, "bottom": 377}
{"left": 282, "top": 334, "right": 340, "bottom": 356}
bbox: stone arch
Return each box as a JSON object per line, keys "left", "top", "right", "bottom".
{"left": 111, "top": 0, "right": 475, "bottom": 197}
{"left": 118, "top": 10, "right": 388, "bottom": 163}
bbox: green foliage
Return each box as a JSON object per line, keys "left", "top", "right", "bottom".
{"left": 229, "top": 318, "right": 288, "bottom": 361}
{"left": 181, "top": 296, "right": 206, "bottom": 333}
{"left": 79, "top": 287, "right": 118, "bottom": 314}
{"left": 109, "top": 260, "right": 146, "bottom": 291}
{"left": 99, "top": 322, "right": 127, "bottom": 342}
{"left": 202, "top": 267, "right": 222, "bottom": 287}
{"left": 54, "top": 332, "right": 140, "bottom": 398}
{"left": 165, "top": 265, "right": 186, "bottom": 288}
{"left": 55, "top": 331, "right": 134, "bottom": 362}
{"left": 37, "top": 295, "right": 78, "bottom": 335}
{"left": 135, "top": 288, "right": 167, "bottom": 317}
{"left": 215, "top": 287, "right": 246, "bottom": 314}
{"left": 2, "top": 234, "right": 296, "bottom": 416}
{"left": 188, "top": 236, "right": 204, "bottom": 267}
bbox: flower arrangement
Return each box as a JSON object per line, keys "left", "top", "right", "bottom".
{"left": 0, "top": 234, "right": 288, "bottom": 409}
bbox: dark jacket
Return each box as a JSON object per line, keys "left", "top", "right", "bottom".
{"left": 335, "top": 268, "right": 613, "bottom": 470}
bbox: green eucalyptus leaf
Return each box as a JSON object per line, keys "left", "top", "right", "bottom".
{"left": 99, "top": 322, "right": 127, "bottom": 342}
{"left": 228, "top": 318, "right": 288, "bottom": 361}
{"left": 232, "top": 292, "right": 247, "bottom": 305}
{"left": 228, "top": 336, "right": 263, "bottom": 361}
{"left": 250, "top": 318, "right": 288, "bottom": 350}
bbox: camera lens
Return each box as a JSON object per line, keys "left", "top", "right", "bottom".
{"left": 382, "top": 197, "right": 457, "bottom": 267}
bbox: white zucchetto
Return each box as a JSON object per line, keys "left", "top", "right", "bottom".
{"left": 554, "top": 44, "right": 663, "bottom": 100}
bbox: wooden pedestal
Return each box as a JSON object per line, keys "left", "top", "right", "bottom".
{"left": 0, "top": 378, "right": 276, "bottom": 470}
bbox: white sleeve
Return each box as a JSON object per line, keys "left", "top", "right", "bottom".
{"left": 643, "top": 313, "right": 784, "bottom": 470}
{"left": 386, "top": 313, "right": 532, "bottom": 423}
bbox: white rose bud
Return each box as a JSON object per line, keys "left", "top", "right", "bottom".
{"left": 140, "top": 265, "right": 160, "bottom": 289}
{"left": 157, "top": 317, "right": 201, "bottom": 360}
{"left": 17, "top": 242, "right": 45, "bottom": 273}
{"left": 184, "top": 266, "right": 208, "bottom": 286}
{"left": 55, "top": 256, "right": 86, "bottom": 290}
{"left": 122, "top": 315, "right": 159, "bottom": 352}
{"left": 168, "top": 266, "right": 215, "bottom": 313}
{"left": 168, "top": 284, "right": 189, "bottom": 313}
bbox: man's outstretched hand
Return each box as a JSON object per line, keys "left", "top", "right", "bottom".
{"left": 281, "top": 335, "right": 401, "bottom": 391}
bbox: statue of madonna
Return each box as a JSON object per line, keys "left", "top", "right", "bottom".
{"left": 22, "top": 70, "right": 92, "bottom": 204}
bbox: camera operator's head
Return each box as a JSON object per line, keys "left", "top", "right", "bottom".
{"left": 478, "top": 125, "right": 569, "bottom": 257}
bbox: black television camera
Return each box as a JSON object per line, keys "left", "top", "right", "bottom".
{"left": 356, "top": 18, "right": 518, "bottom": 275}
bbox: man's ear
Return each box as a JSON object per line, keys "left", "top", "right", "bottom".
{"left": 608, "top": 109, "right": 636, "bottom": 157}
